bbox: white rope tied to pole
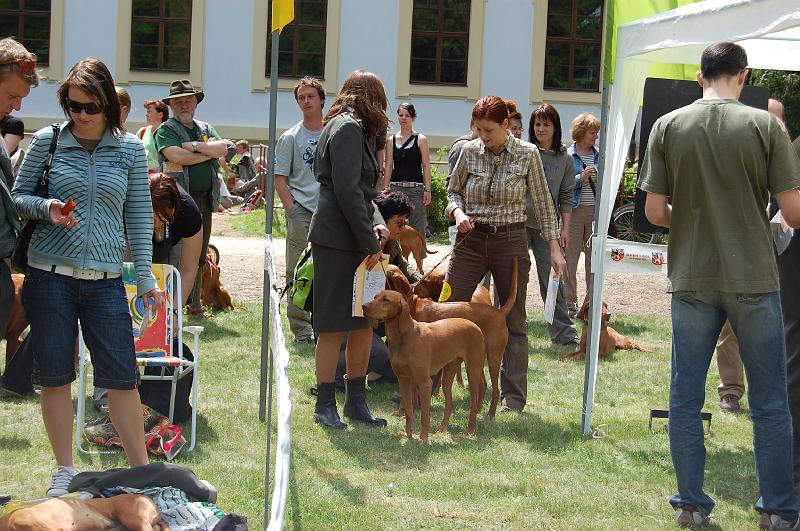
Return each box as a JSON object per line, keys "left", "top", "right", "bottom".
{"left": 264, "top": 235, "right": 293, "bottom": 530}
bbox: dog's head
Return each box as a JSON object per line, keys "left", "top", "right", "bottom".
{"left": 412, "top": 268, "right": 446, "bottom": 300}
{"left": 363, "top": 290, "right": 405, "bottom": 321}
{"left": 576, "top": 299, "right": 611, "bottom": 323}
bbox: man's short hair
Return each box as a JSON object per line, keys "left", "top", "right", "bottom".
{"left": 236, "top": 139, "right": 249, "bottom": 150}
{"left": 293, "top": 76, "right": 325, "bottom": 108}
{"left": 0, "top": 37, "right": 39, "bottom": 87}
{"left": 700, "top": 42, "right": 748, "bottom": 81}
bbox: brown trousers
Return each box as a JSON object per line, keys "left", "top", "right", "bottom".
{"left": 445, "top": 226, "right": 531, "bottom": 410}
{"left": 565, "top": 204, "right": 594, "bottom": 310}
{"left": 716, "top": 320, "right": 746, "bottom": 399}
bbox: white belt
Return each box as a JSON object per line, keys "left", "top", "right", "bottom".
{"left": 28, "top": 260, "right": 121, "bottom": 280}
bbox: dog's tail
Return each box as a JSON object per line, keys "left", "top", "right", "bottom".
{"left": 498, "top": 257, "right": 518, "bottom": 317}
{"left": 422, "top": 238, "right": 438, "bottom": 255}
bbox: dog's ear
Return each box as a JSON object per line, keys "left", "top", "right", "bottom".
{"left": 577, "top": 298, "right": 590, "bottom": 321}
{"left": 387, "top": 269, "right": 414, "bottom": 301}
{"left": 602, "top": 301, "right": 611, "bottom": 322}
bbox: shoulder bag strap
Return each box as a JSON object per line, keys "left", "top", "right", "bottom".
{"left": 35, "top": 123, "right": 61, "bottom": 197}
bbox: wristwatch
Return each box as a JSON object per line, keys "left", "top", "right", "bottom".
{"left": 191, "top": 141, "right": 198, "bottom": 152}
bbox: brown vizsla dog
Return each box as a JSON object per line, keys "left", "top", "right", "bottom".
{"left": 412, "top": 268, "right": 491, "bottom": 305}
{"left": 200, "top": 256, "right": 234, "bottom": 311}
{"left": 398, "top": 225, "right": 437, "bottom": 273}
{"left": 0, "top": 493, "right": 171, "bottom": 530}
{"left": 363, "top": 290, "right": 486, "bottom": 442}
{"left": 386, "top": 258, "right": 517, "bottom": 418}
{"left": 560, "top": 299, "right": 650, "bottom": 361}
{"left": 4, "top": 273, "right": 26, "bottom": 366}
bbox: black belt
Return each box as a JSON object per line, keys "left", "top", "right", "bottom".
{"left": 473, "top": 222, "right": 525, "bottom": 234}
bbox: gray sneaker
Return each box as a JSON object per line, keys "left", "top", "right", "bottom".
{"left": 758, "top": 512, "right": 800, "bottom": 530}
{"left": 46, "top": 466, "right": 79, "bottom": 497}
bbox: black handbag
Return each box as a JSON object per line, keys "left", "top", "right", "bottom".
{"left": 11, "top": 123, "right": 61, "bottom": 273}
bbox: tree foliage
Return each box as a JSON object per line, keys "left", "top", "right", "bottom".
{"left": 749, "top": 69, "right": 800, "bottom": 140}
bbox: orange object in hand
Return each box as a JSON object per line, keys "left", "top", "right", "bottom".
{"left": 60, "top": 197, "right": 76, "bottom": 215}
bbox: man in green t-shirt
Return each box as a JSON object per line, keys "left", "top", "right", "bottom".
{"left": 640, "top": 42, "right": 800, "bottom": 528}
{"left": 156, "top": 79, "right": 227, "bottom": 313}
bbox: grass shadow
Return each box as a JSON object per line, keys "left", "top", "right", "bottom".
{"left": 294, "top": 446, "right": 367, "bottom": 506}
{"left": 0, "top": 436, "right": 31, "bottom": 450}
{"left": 184, "top": 316, "right": 241, "bottom": 340}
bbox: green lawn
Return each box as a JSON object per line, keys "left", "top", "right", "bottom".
{"left": 0, "top": 304, "right": 767, "bottom": 529}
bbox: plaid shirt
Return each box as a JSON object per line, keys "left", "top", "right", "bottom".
{"left": 447, "top": 135, "right": 560, "bottom": 241}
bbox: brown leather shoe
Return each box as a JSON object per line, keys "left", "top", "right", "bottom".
{"left": 720, "top": 394, "right": 741, "bottom": 412}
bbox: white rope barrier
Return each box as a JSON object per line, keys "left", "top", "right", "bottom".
{"left": 264, "top": 235, "right": 293, "bottom": 530}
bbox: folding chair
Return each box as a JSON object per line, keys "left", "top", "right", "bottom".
{"left": 76, "top": 263, "right": 203, "bottom": 453}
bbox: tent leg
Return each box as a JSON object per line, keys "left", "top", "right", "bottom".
{"left": 582, "top": 82, "right": 612, "bottom": 437}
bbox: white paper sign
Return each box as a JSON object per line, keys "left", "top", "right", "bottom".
{"left": 352, "top": 254, "right": 390, "bottom": 317}
{"left": 604, "top": 237, "right": 668, "bottom": 275}
{"left": 544, "top": 270, "right": 559, "bottom": 324}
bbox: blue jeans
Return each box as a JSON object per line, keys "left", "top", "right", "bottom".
{"left": 669, "top": 290, "right": 800, "bottom": 521}
{"left": 22, "top": 267, "right": 137, "bottom": 389}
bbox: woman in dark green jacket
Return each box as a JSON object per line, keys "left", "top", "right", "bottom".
{"left": 307, "top": 70, "right": 390, "bottom": 429}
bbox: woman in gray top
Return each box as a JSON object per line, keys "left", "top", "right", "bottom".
{"left": 527, "top": 104, "right": 578, "bottom": 345}
{"left": 307, "top": 70, "right": 390, "bottom": 430}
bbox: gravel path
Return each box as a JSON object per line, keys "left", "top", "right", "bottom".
{"left": 209, "top": 213, "right": 670, "bottom": 316}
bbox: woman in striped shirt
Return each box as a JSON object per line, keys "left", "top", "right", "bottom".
{"left": 564, "top": 112, "right": 600, "bottom": 316}
{"left": 12, "top": 58, "right": 162, "bottom": 496}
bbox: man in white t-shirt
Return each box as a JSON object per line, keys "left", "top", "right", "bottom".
{"left": 275, "top": 77, "right": 325, "bottom": 342}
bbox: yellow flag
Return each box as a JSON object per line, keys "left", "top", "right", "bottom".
{"left": 272, "top": 0, "right": 294, "bottom": 32}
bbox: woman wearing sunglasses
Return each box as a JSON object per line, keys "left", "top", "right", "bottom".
{"left": 12, "top": 58, "right": 163, "bottom": 496}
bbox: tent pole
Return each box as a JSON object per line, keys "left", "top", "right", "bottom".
{"left": 261, "top": 26, "right": 280, "bottom": 526}
{"left": 582, "top": 82, "right": 611, "bottom": 436}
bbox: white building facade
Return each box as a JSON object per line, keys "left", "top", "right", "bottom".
{"left": 3, "top": 0, "right": 605, "bottom": 148}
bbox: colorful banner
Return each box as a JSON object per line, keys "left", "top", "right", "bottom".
{"left": 604, "top": 0, "right": 703, "bottom": 84}
{"left": 272, "top": 0, "right": 295, "bottom": 33}
{"left": 603, "top": 237, "right": 667, "bottom": 275}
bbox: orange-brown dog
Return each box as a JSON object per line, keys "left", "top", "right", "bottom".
{"left": 386, "top": 259, "right": 517, "bottom": 418}
{"left": 363, "top": 290, "right": 486, "bottom": 442}
{"left": 398, "top": 225, "right": 437, "bottom": 274}
{"left": 4, "top": 273, "right": 26, "bottom": 366}
{"left": 200, "top": 256, "right": 234, "bottom": 311}
{"left": 411, "top": 268, "right": 491, "bottom": 305}
{"left": 0, "top": 493, "right": 171, "bottom": 530}
{"left": 560, "top": 299, "right": 650, "bottom": 361}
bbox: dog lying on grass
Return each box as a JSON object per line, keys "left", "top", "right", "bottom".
{"left": 0, "top": 493, "right": 170, "bottom": 530}
{"left": 560, "top": 299, "right": 650, "bottom": 361}
{"left": 363, "top": 290, "right": 486, "bottom": 442}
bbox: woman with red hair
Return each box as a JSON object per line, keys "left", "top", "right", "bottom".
{"left": 445, "top": 96, "right": 565, "bottom": 413}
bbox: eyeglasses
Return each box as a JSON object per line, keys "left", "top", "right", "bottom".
{"left": 509, "top": 126, "right": 524, "bottom": 133}
{"left": 0, "top": 57, "right": 38, "bottom": 84}
{"left": 392, "top": 218, "right": 408, "bottom": 227}
{"left": 66, "top": 98, "right": 102, "bottom": 115}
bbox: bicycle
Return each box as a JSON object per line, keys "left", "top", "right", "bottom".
{"left": 610, "top": 203, "right": 666, "bottom": 244}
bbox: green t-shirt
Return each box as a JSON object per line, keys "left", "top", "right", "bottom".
{"left": 640, "top": 99, "right": 800, "bottom": 293}
{"left": 154, "top": 120, "right": 221, "bottom": 193}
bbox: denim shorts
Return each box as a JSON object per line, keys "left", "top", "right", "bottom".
{"left": 22, "top": 267, "right": 137, "bottom": 389}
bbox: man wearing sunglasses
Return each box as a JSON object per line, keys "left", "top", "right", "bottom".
{"left": 155, "top": 80, "right": 226, "bottom": 314}
{"left": 0, "top": 38, "right": 38, "bottom": 399}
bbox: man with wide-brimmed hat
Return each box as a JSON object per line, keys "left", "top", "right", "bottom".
{"left": 155, "top": 79, "right": 226, "bottom": 313}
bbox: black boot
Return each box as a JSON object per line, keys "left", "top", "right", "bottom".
{"left": 343, "top": 376, "right": 387, "bottom": 427}
{"left": 313, "top": 382, "right": 346, "bottom": 429}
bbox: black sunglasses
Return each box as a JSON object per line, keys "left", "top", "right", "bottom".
{"left": 66, "top": 98, "right": 102, "bottom": 115}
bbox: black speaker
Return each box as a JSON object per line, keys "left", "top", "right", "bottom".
{"left": 633, "top": 78, "right": 769, "bottom": 233}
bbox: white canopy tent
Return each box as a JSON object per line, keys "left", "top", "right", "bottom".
{"left": 582, "top": 0, "right": 800, "bottom": 435}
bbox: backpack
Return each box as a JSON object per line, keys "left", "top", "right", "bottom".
{"left": 289, "top": 244, "right": 314, "bottom": 313}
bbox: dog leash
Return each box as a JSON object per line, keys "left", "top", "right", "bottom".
{"left": 414, "top": 222, "right": 475, "bottom": 283}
